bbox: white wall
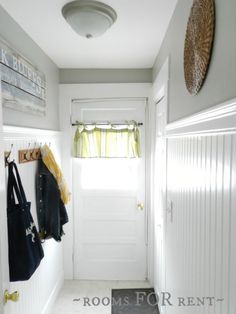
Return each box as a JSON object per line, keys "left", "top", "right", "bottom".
{"left": 153, "top": 0, "right": 236, "bottom": 123}
{"left": 0, "top": 6, "right": 59, "bottom": 130}
{"left": 3, "top": 127, "right": 64, "bottom": 314}
{"left": 59, "top": 83, "right": 152, "bottom": 279}
{"left": 60, "top": 69, "right": 152, "bottom": 84}
{"left": 151, "top": 2, "right": 236, "bottom": 311}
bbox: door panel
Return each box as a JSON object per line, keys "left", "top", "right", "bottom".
{"left": 0, "top": 82, "right": 10, "bottom": 313}
{"left": 72, "top": 98, "right": 147, "bottom": 280}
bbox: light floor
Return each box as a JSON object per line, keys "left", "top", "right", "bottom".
{"left": 52, "top": 280, "right": 152, "bottom": 314}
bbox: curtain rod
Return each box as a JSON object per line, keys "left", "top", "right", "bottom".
{"left": 72, "top": 122, "right": 143, "bottom": 126}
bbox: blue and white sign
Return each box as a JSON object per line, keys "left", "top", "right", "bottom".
{"left": 0, "top": 40, "right": 46, "bottom": 116}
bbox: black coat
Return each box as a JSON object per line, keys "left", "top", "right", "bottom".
{"left": 36, "top": 159, "right": 68, "bottom": 241}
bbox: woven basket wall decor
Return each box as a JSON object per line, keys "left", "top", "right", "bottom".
{"left": 184, "top": 0, "right": 215, "bottom": 95}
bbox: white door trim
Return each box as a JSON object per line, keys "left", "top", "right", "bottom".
{"left": 59, "top": 83, "right": 152, "bottom": 279}
{"left": 148, "top": 58, "right": 169, "bottom": 291}
{"left": 72, "top": 97, "right": 148, "bottom": 103}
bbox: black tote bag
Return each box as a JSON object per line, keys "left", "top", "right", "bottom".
{"left": 7, "top": 161, "right": 44, "bottom": 282}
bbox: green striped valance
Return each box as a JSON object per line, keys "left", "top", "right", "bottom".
{"left": 73, "top": 122, "right": 141, "bottom": 158}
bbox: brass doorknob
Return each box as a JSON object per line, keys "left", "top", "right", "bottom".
{"left": 4, "top": 290, "right": 19, "bottom": 304}
{"left": 137, "top": 202, "right": 144, "bottom": 210}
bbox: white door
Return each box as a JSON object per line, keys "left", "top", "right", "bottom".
{"left": 153, "top": 96, "right": 167, "bottom": 299}
{"left": 72, "top": 98, "right": 147, "bottom": 280}
{"left": 0, "top": 82, "right": 11, "bottom": 313}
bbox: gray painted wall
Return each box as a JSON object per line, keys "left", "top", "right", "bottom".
{"left": 153, "top": 0, "right": 236, "bottom": 123}
{"left": 60, "top": 68, "right": 152, "bottom": 84}
{"left": 0, "top": 6, "right": 59, "bottom": 130}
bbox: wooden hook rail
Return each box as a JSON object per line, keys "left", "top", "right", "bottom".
{"left": 5, "top": 142, "right": 51, "bottom": 165}
{"left": 18, "top": 148, "right": 41, "bottom": 164}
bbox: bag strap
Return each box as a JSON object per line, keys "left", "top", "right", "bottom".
{"left": 11, "top": 162, "right": 27, "bottom": 203}
{"left": 7, "top": 162, "right": 27, "bottom": 207}
{"left": 7, "top": 162, "right": 22, "bottom": 206}
{"left": 7, "top": 162, "right": 16, "bottom": 206}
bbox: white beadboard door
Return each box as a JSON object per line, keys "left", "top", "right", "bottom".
{"left": 72, "top": 98, "right": 147, "bottom": 280}
{"left": 0, "top": 124, "right": 64, "bottom": 314}
{"left": 164, "top": 134, "right": 236, "bottom": 314}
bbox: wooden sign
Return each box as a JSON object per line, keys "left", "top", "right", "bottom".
{"left": 0, "top": 40, "right": 46, "bottom": 116}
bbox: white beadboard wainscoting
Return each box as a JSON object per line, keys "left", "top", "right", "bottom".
{"left": 3, "top": 126, "right": 64, "bottom": 314}
{"left": 159, "top": 98, "right": 236, "bottom": 314}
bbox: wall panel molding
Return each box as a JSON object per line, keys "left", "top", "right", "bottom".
{"left": 3, "top": 127, "right": 63, "bottom": 314}
{"left": 166, "top": 97, "right": 236, "bottom": 137}
{"left": 162, "top": 98, "right": 236, "bottom": 313}
{"left": 3, "top": 125, "right": 61, "bottom": 138}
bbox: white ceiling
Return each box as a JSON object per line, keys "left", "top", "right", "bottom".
{"left": 0, "top": 0, "right": 178, "bottom": 69}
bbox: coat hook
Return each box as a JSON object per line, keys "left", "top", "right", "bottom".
{"left": 31, "top": 142, "right": 37, "bottom": 160}
{"left": 7, "top": 144, "right": 13, "bottom": 158}
{"left": 25, "top": 143, "right": 31, "bottom": 161}
{"left": 5, "top": 144, "right": 13, "bottom": 166}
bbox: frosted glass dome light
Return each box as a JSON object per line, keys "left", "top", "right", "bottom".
{"left": 62, "top": 0, "right": 117, "bottom": 39}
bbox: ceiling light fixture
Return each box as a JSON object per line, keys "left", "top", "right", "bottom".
{"left": 62, "top": 0, "right": 117, "bottom": 39}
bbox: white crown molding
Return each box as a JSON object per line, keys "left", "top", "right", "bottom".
{"left": 166, "top": 98, "right": 236, "bottom": 137}
{"left": 3, "top": 125, "right": 61, "bottom": 139}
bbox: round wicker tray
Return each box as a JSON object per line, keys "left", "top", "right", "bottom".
{"left": 184, "top": 0, "right": 215, "bottom": 95}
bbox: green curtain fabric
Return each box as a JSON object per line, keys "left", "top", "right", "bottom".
{"left": 73, "top": 122, "right": 141, "bottom": 158}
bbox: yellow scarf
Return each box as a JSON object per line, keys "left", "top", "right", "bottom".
{"left": 40, "top": 144, "right": 71, "bottom": 204}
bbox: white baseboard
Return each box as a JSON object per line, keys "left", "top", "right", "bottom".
{"left": 41, "top": 272, "right": 64, "bottom": 314}
{"left": 153, "top": 286, "right": 165, "bottom": 314}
